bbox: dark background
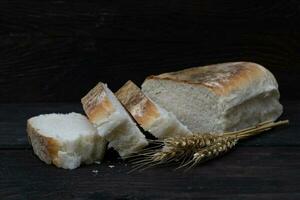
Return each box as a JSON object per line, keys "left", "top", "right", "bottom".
{"left": 1, "top": 0, "right": 299, "bottom": 102}
{"left": 1, "top": 1, "right": 300, "bottom": 200}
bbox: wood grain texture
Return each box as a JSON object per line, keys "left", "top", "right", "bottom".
{"left": 1, "top": 147, "right": 300, "bottom": 200}
{"left": 0, "top": 0, "right": 299, "bottom": 38}
{"left": 0, "top": 0, "right": 299, "bottom": 102}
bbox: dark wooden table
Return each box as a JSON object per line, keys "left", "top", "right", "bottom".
{"left": 0, "top": 100, "right": 299, "bottom": 200}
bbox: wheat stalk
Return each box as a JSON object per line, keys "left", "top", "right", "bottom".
{"left": 129, "top": 120, "right": 288, "bottom": 172}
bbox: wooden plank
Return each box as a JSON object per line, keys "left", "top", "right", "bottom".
{"left": 1, "top": 147, "right": 300, "bottom": 199}
{"left": 0, "top": 100, "right": 296, "bottom": 148}
{"left": 0, "top": 0, "right": 299, "bottom": 39}
{"left": 0, "top": 36, "right": 299, "bottom": 102}
{"left": 0, "top": 1, "right": 299, "bottom": 102}
{"left": 0, "top": 36, "right": 101, "bottom": 102}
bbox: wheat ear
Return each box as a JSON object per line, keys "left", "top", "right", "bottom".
{"left": 179, "top": 135, "right": 238, "bottom": 171}
{"left": 130, "top": 120, "right": 288, "bottom": 172}
{"left": 129, "top": 134, "right": 221, "bottom": 172}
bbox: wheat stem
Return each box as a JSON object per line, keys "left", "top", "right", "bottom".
{"left": 225, "top": 120, "right": 289, "bottom": 139}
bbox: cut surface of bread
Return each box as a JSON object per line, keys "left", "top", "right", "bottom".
{"left": 27, "top": 113, "right": 107, "bottom": 169}
{"left": 116, "top": 80, "right": 192, "bottom": 138}
{"left": 142, "top": 62, "right": 283, "bottom": 133}
{"left": 81, "top": 82, "right": 148, "bottom": 158}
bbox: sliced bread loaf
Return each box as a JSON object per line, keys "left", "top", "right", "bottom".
{"left": 27, "top": 113, "right": 107, "bottom": 169}
{"left": 81, "top": 82, "right": 148, "bottom": 158}
{"left": 142, "top": 62, "right": 283, "bottom": 133}
{"left": 116, "top": 80, "right": 192, "bottom": 138}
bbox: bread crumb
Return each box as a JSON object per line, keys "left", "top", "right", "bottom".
{"left": 92, "top": 170, "right": 99, "bottom": 174}
{"left": 94, "top": 161, "right": 101, "bottom": 165}
{"left": 108, "top": 165, "right": 115, "bottom": 168}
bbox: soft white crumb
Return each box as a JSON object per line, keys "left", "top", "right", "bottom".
{"left": 92, "top": 170, "right": 99, "bottom": 174}
{"left": 108, "top": 165, "right": 115, "bottom": 168}
{"left": 94, "top": 161, "right": 101, "bottom": 165}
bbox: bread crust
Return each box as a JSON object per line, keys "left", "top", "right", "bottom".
{"left": 145, "top": 62, "right": 267, "bottom": 95}
{"left": 116, "top": 80, "right": 160, "bottom": 129}
{"left": 81, "top": 83, "right": 115, "bottom": 123}
{"left": 81, "top": 82, "right": 149, "bottom": 157}
{"left": 27, "top": 120, "right": 61, "bottom": 166}
{"left": 142, "top": 61, "right": 282, "bottom": 133}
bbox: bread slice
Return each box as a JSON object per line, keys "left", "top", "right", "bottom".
{"left": 81, "top": 82, "right": 148, "bottom": 158}
{"left": 116, "top": 80, "right": 192, "bottom": 138}
{"left": 27, "top": 113, "right": 107, "bottom": 169}
{"left": 142, "top": 62, "right": 283, "bottom": 133}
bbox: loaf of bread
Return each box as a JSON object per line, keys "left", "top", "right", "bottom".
{"left": 142, "top": 62, "right": 283, "bottom": 133}
{"left": 27, "top": 113, "right": 107, "bottom": 169}
{"left": 81, "top": 82, "right": 148, "bottom": 158}
{"left": 116, "top": 80, "right": 192, "bottom": 138}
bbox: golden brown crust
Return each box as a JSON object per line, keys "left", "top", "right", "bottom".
{"left": 81, "top": 83, "right": 115, "bottom": 123}
{"left": 145, "top": 62, "right": 264, "bottom": 95}
{"left": 27, "top": 121, "right": 60, "bottom": 166}
{"left": 116, "top": 80, "right": 160, "bottom": 129}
